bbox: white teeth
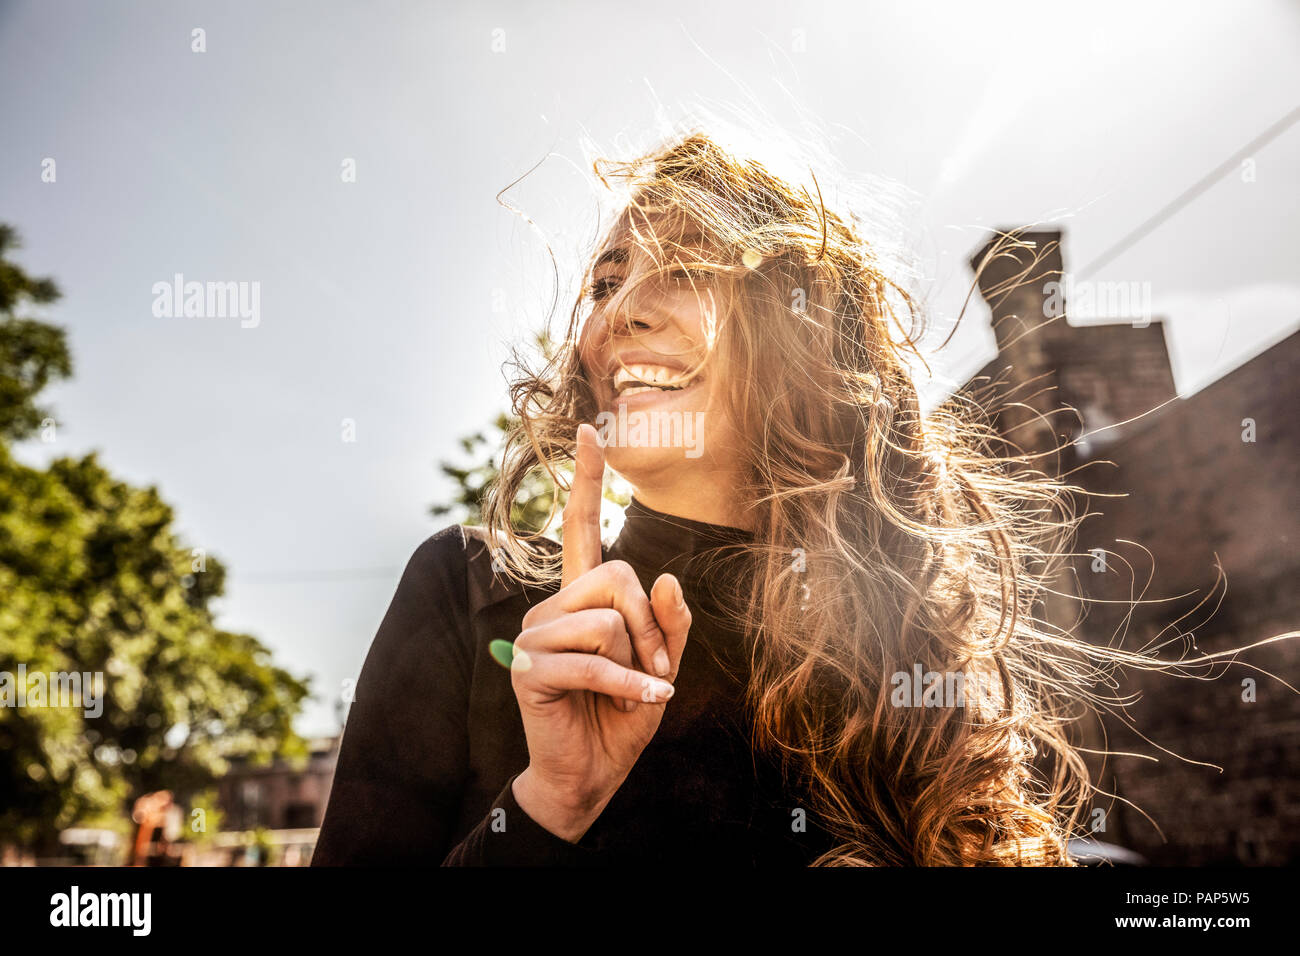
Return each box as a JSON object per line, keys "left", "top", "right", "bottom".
{"left": 612, "top": 363, "right": 695, "bottom": 394}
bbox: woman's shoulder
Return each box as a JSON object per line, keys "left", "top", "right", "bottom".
{"left": 403, "top": 523, "right": 560, "bottom": 616}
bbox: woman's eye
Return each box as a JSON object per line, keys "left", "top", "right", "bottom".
{"left": 586, "top": 265, "right": 708, "bottom": 302}
{"left": 586, "top": 276, "right": 621, "bottom": 301}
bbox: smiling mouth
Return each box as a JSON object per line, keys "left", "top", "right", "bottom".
{"left": 611, "top": 363, "right": 701, "bottom": 398}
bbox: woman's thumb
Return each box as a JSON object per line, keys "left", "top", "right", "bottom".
{"left": 650, "top": 573, "right": 691, "bottom": 681}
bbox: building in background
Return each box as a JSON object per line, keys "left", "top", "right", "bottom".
{"left": 214, "top": 735, "right": 340, "bottom": 865}
{"left": 963, "top": 230, "right": 1299, "bottom": 865}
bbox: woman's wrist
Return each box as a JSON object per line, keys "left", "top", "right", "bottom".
{"left": 511, "top": 767, "right": 608, "bottom": 844}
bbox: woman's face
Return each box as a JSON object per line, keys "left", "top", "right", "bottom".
{"left": 577, "top": 220, "right": 746, "bottom": 491}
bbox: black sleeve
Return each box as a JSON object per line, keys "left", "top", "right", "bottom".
{"left": 313, "top": 527, "right": 476, "bottom": 866}
{"left": 440, "top": 772, "right": 603, "bottom": 866}
{"left": 314, "top": 526, "right": 605, "bottom": 866}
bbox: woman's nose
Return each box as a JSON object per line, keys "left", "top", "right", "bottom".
{"left": 604, "top": 274, "right": 665, "bottom": 337}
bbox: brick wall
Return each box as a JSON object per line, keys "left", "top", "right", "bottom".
{"left": 963, "top": 228, "right": 1299, "bottom": 864}
{"left": 217, "top": 736, "right": 339, "bottom": 832}
{"left": 1072, "top": 330, "right": 1300, "bottom": 864}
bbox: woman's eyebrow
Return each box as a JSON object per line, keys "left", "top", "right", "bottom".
{"left": 592, "top": 231, "right": 712, "bottom": 273}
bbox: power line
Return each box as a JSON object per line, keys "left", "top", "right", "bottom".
{"left": 1076, "top": 103, "right": 1300, "bottom": 279}
{"left": 236, "top": 567, "right": 402, "bottom": 584}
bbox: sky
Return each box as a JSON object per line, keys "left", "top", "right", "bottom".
{"left": 1, "top": 0, "right": 1297, "bottom": 737}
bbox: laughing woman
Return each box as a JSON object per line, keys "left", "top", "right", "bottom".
{"left": 315, "top": 130, "right": 1110, "bottom": 866}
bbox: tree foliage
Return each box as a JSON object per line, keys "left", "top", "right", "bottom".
{"left": 0, "top": 226, "right": 310, "bottom": 851}
{"left": 0, "top": 224, "right": 71, "bottom": 443}
{"left": 430, "top": 412, "right": 572, "bottom": 536}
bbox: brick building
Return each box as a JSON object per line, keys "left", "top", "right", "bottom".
{"left": 217, "top": 735, "right": 339, "bottom": 832}
{"left": 964, "top": 230, "right": 1299, "bottom": 864}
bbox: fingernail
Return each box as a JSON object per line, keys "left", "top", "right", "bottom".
{"left": 647, "top": 680, "right": 674, "bottom": 703}
{"left": 652, "top": 648, "right": 671, "bottom": 677}
{"left": 488, "top": 639, "right": 514, "bottom": 670}
{"left": 674, "top": 579, "right": 685, "bottom": 609}
{"left": 623, "top": 698, "right": 638, "bottom": 713}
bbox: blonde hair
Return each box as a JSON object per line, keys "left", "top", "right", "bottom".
{"left": 484, "top": 127, "right": 1281, "bottom": 865}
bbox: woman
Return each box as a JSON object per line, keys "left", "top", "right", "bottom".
{"left": 314, "top": 130, "right": 1114, "bottom": 866}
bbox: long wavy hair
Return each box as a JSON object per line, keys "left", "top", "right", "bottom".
{"left": 482, "top": 127, "right": 1241, "bottom": 865}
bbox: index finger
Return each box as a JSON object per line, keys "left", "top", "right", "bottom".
{"left": 561, "top": 423, "right": 606, "bottom": 587}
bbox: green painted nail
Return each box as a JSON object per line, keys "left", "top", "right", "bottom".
{"left": 489, "top": 639, "right": 515, "bottom": 669}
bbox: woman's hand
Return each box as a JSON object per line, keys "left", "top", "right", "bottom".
{"left": 509, "top": 424, "right": 691, "bottom": 843}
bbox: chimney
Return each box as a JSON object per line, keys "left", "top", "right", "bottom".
{"left": 967, "top": 228, "right": 1178, "bottom": 460}
{"left": 968, "top": 229, "right": 1071, "bottom": 469}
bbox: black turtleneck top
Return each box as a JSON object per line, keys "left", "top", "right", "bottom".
{"left": 313, "top": 499, "right": 835, "bottom": 866}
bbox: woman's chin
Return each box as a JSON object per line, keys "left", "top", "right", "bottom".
{"left": 604, "top": 444, "right": 699, "bottom": 481}
{"left": 593, "top": 389, "right": 711, "bottom": 470}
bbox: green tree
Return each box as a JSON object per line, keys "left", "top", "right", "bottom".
{"left": 0, "top": 226, "right": 310, "bottom": 853}
{"left": 431, "top": 413, "right": 633, "bottom": 538}
{"left": 0, "top": 224, "right": 71, "bottom": 442}
{"left": 431, "top": 411, "right": 572, "bottom": 535}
